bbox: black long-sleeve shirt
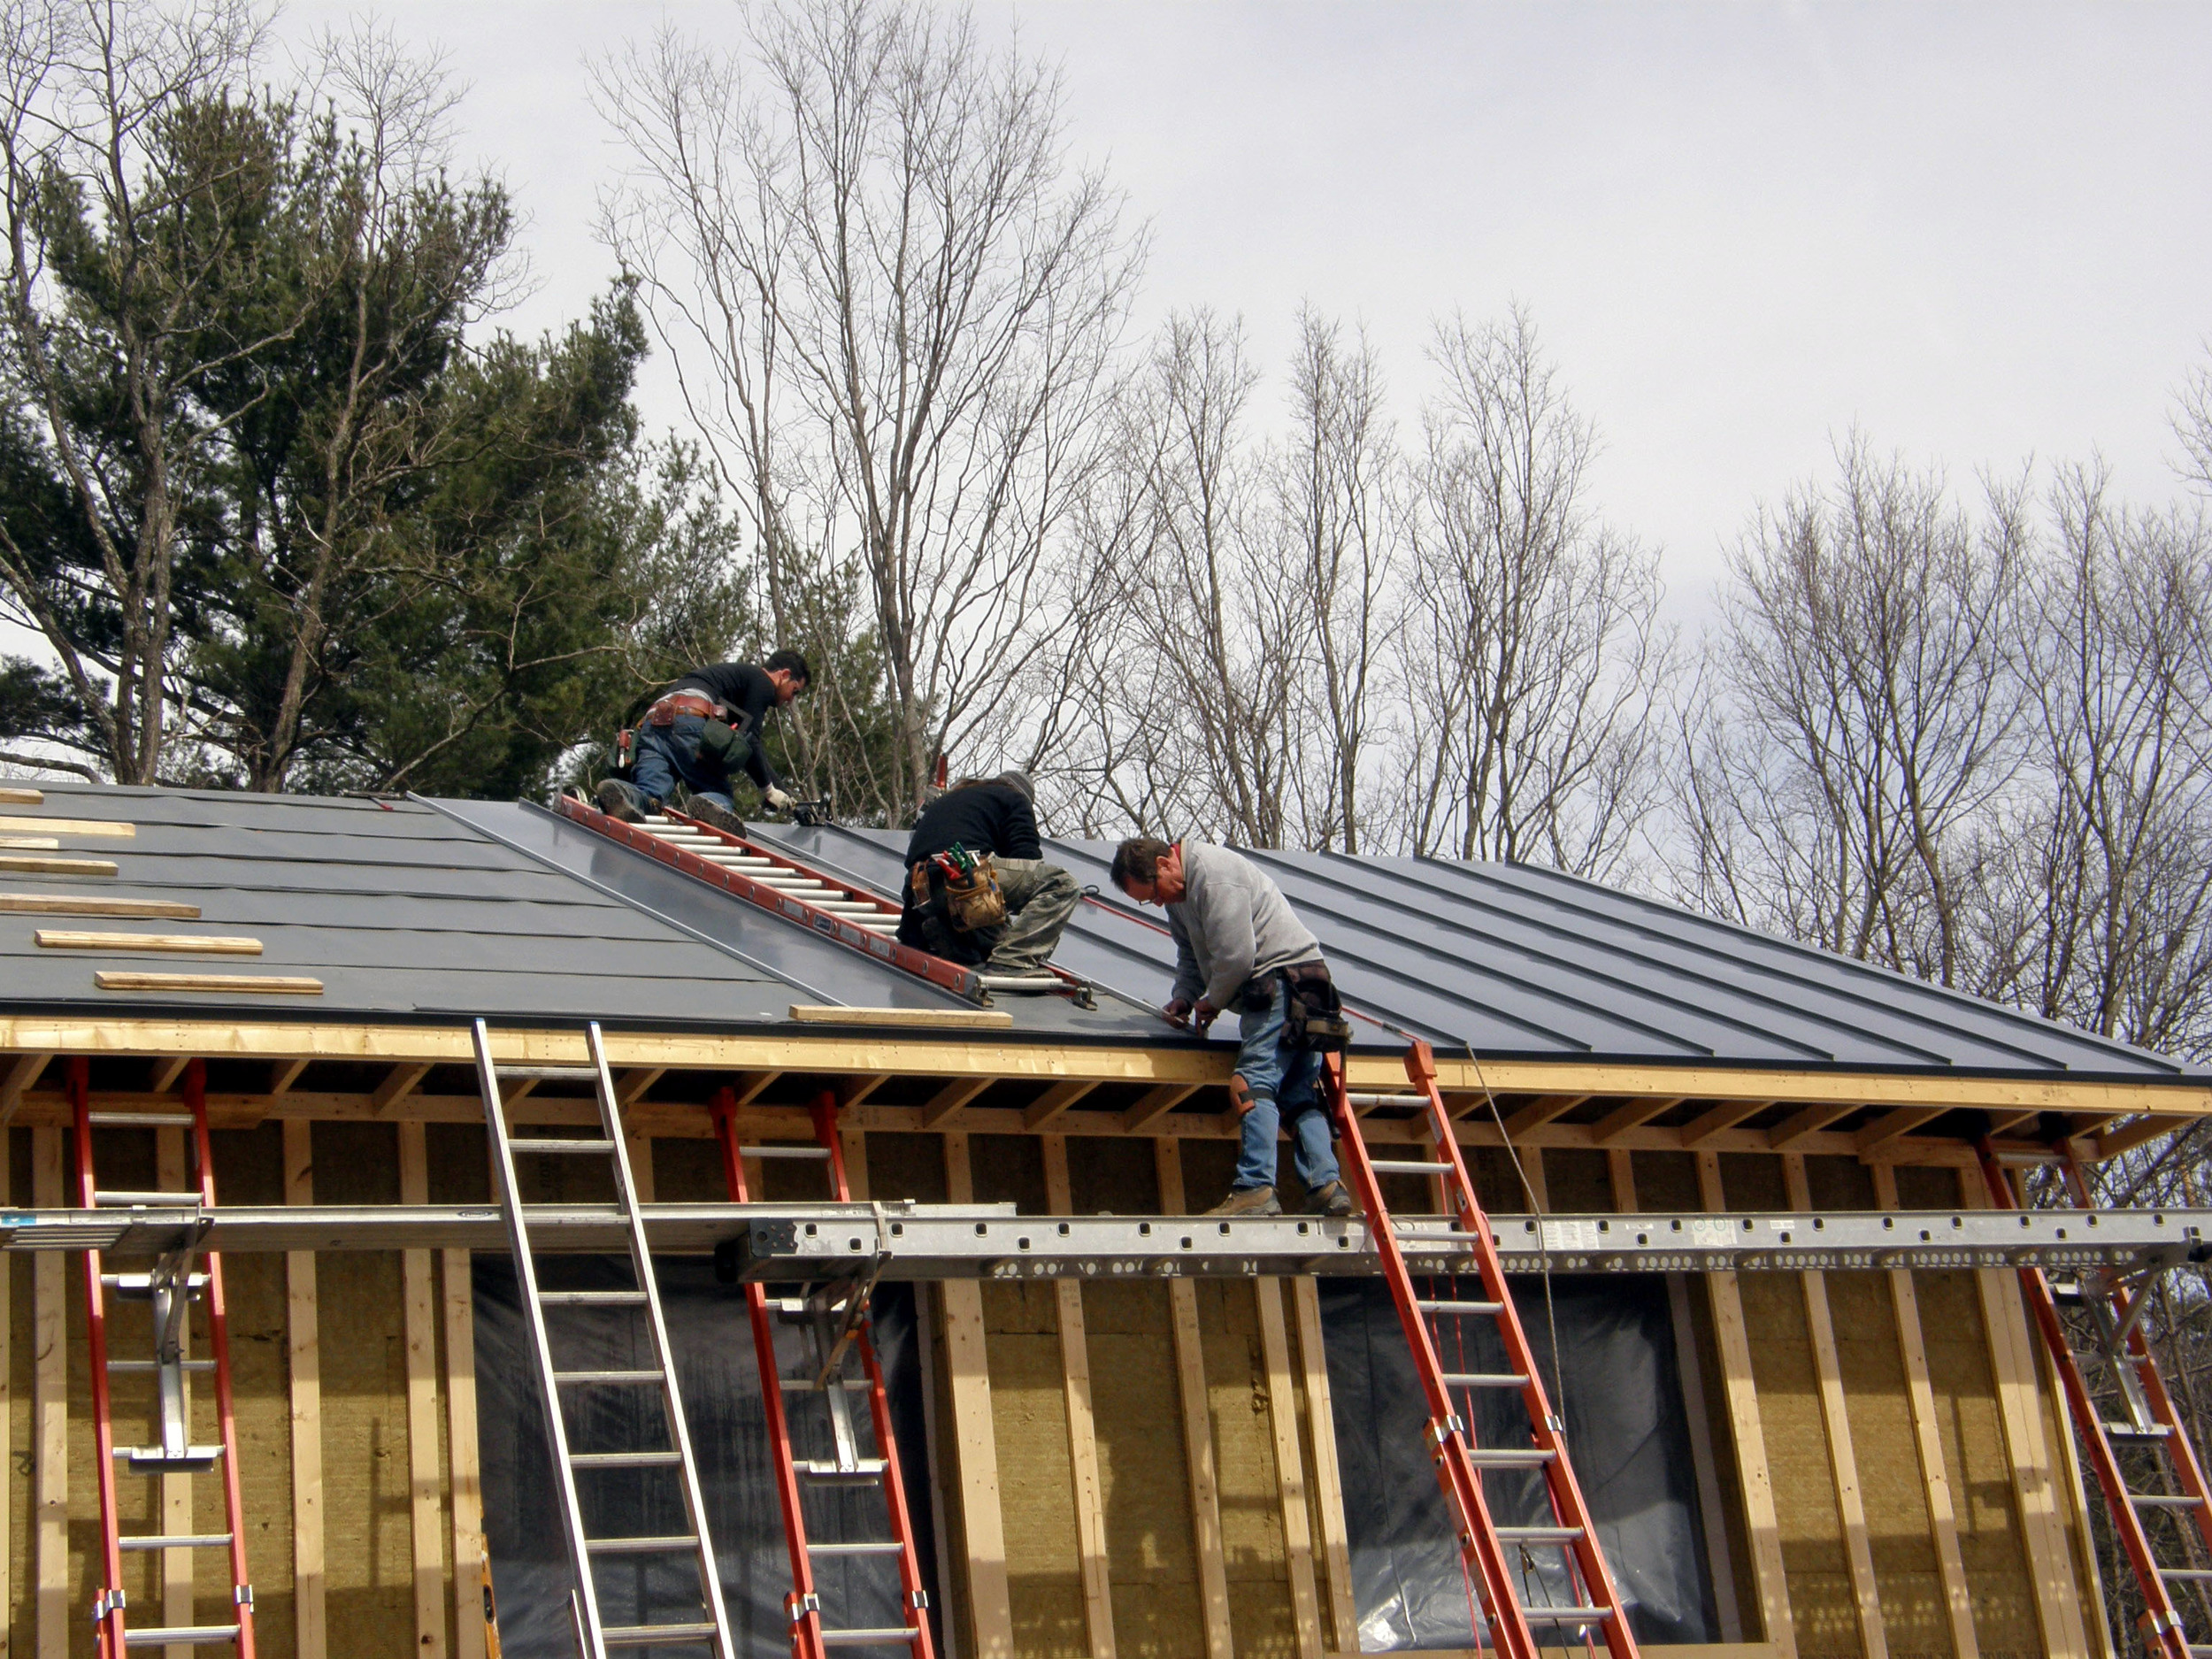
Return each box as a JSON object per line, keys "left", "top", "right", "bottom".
{"left": 668, "top": 662, "right": 782, "bottom": 790}
{"left": 901, "top": 782, "right": 1043, "bottom": 866}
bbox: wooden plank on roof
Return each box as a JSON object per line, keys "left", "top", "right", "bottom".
{"left": 399, "top": 1124, "right": 449, "bottom": 1659}
{"left": 0, "top": 852, "right": 117, "bottom": 876}
{"left": 1155, "top": 1139, "right": 1233, "bottom": 1659}
{"left": 0, "top": 836, "right": 58, "bottom": 849}
{"left": 96, "top": 970, "right": 322, "bottom": 995}
{"left": 788, "top": 1004, "right": 1013, "bottom": 1029}
{"left": 35, "top": 1126, "right": 67, "bottom": 1659}
{"left": 35, "top": 929, "right": 262, "bottom": 955}
{"left": 941, "top": 1133, "right": 1014, "bottom": 1659}
{"left": 1292, "top": 1277, "right": 1359, "bottom": 1654}
{"left": 1256, "top": 1279, "right": 1324, "bottom": 1659}
{"left": 1782, "top": 1154, "right": 1887, "bottom": 1659}
{"left": 1695, "top": 1151, "right": 1796, "bottom": 1659}
{"left": 0, "top": 892, "right": 197, "bottom": 918}
{"left": 1042, "top": 1135, "right": 1117, "bottom": 1659}
{"left": 0, "top": 785, "right": 44, "bottom": 804}
{"left": 1870, "top": 1164, "right": 1978, "bottom": 1659}
{"left": 0, "top": 814, "right": 133, "bottom": 838}
{"left": 285, "top": 1120, "right": 327, "bottom": 1659}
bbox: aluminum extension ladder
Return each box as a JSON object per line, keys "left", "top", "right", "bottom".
{"left": 71, "top": 1056, "right": 257, "bottom": 1659}
{"left": 710, "top": 1087, "right": 938, "bottom": 1659}
{"left": 1977, "top": 1139, "right": 2212, "bottom": 1659}
{"left": 474, "top": 1020, "right": 736, "bottom": 1659}
{"left": 1328, "top": 1041, "right": 1642, "bottom": 1659}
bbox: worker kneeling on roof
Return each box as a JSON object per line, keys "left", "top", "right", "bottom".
{"left": 897, "top": 771, "right": 1079, "bottom": 978}
{"left": 598, "top": 651, "right": 811, "bottom": 835}
{"left": 1110, "top": 837, "right": 1354, "bottom": 1219}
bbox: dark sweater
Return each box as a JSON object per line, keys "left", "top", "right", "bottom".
{"left": 901, "top": 782, "right": 1042, "bottom": 865}
{"left": 666, "top": 662, "right": 782, "bottom": 789}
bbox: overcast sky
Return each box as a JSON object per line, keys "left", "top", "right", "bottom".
{"left": 280, "top": 1, "right": 2212, "bottom": 615}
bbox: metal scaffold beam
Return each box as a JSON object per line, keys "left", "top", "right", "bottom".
{"left": 4, "top": 1201, "right": 2207, "bottom": 1279}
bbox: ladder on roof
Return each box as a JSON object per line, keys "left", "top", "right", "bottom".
{"left": 473, "top": 1020, "right": 736, "bottom": 1659}
{"left": 1976, "top": 1139, "right": 2212, "bottom": 1659}
{"left": 556, "top": 793, "right": 1094, "bottom": 1008}
{"left": 710, "top": 1088, "right": 938, "bottom": 1659}
{"left": 72, "top": 1056, "right": 257, "bottom": 1659}
{"left": 1327, "top": 1042, "right": 1642, "bottom": 1659}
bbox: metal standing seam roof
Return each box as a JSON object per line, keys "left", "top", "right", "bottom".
{"left": 750, "top": 822, "right": 2202, "bottom": 1081}
{"left": 0, "top": 780, "right": 2194, "bottom": 1079}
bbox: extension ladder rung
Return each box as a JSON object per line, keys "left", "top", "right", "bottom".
{"left": 587, "top": 1535, "right": 701, "bottom": 1555}
{"left": 88, "top": 1112, "right": 198, "bottom": 1128}
{"left": 495, "top": 1065, "right": 601, "bottom": 1082}
{"left": 1346, "top": 1092, "right": 1422, "bottom": 1109}
{"left": 1464, "top": 1448, "right": 1557, "bottom": 1468}
{"left": 107, "top": 1355, "right": 215, "bottom": 1371}
{"left": 122, "top": 1626, "right": 241, "bottom": 1647}
{"left": 799, "top": 1460, "right": 887, "bottom": 1482}
{"left": 2111, "top": 1423, "right": 2175, "bottom": 1442}
{"left": 1371, "top": 1160, "right": 1454, "bottom": 1177}
{"left": 739, "top": 1145, "right": 834, "bottom": 1161}
{"left": 568, "top": 1449, "right": 683, "bottom": 1470}
{"left": 602, "top": 1624, "right": 720, "bottom": 1647}
{"left": 119, "top": 1532, "right": 233, "bottom": 1550}
{"left": 1418, "top": 1300, "right": 1503, "bottom": 1317}
{"left": 1442, "top": 1372, "right": 1530, "bottom": 1389}
{"left": 555, "top": 1370, "right": 665, "bottom": 1386}
{"left": 808, "top": 1540, "right": 907, "bottom": 1557}
{"left": 2163, "top": 1568, "right": 2212, "bottom": 1580}
{"left": 821, "top": 1631, "right": 920, "bottom": 1647}
{"left": 118, "top": 1446, "right": 223, "bottom": 1471}
{"left": 1496, "top": 1526, "right": 1586, "bottom": 1543}
{"left": 1517, "top": 1607, "right": 1612, "bottom": 1624}
{"left": 2131, "top": 1492, "right": 2204, "bottom": 1508}
{"left": 540, "top": 1289, "right": 648, "bottom": 1306}
{"left": 510, "top": 1138, "right": 615, "bottom": 1156}
{"left": 104, "top": 1271, "right": 208, "bottom": 1294}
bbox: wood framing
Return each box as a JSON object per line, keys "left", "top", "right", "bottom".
{"left": 941, "top": 1133, "right": 1015, "bottom": 1659}
{"left": 1255, "top": 1279, "right": 1324, "bottom": 1659}
{"left": 1782, "top": 1156, "right": 1887, "bottom": 1659}
{"left": 399, "top": 1123, "right": 449, "bottom": 1659}
{"left": 1154, "top": 1139, "right": 1234, "bottom": 1659}
{"left": 1041, "top": 1135, "right": 1117, "bottom": 1659}
{"left": 1869, "top": 1164, "right": 1978, "bottom": 1659}
{"left": 34, "top": 1126, "right": 66, "bottom": 1659}
{"left": 1696, "top": 1152, "right": 1796, "bottom": 1659}
{"left": 1291, "top": 1277, "right": 1359, "bottom": 1654}
{"left": 284, "top": 1120, "right": 327, "bottom": 1659}
{"left": 442, "top": 1247, "right": 487, "bottom": 1659}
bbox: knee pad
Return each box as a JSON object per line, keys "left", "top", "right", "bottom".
{"left": 1228, "top": 1074, "right": 1256, "bottom": 1116}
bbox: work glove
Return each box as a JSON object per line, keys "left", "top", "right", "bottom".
{"left": 1193, "top": 996, "right": 1221, "bottom": 1033}
{"left": 763, "top": 784, "right": 795, "bottom": 812}
{"left": 1163, "top": 997, "right": 1193, "bottom": 1025}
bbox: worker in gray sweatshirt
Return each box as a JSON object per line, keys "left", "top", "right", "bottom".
{"left": 1110, "top": 837, "right": 1354, "bottom": 1218}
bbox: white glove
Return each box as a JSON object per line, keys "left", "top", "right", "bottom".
{"left": 763, "top": 785, "right": 795, "bottom": 811}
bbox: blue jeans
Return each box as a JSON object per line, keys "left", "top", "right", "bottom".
{"left": 607, "top": 715, "right": 739, "bottom": 813}
{"left": 1231, "top": 976, "right": 1339, "bottom": 1193}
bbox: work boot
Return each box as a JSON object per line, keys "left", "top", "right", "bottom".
{"left": 1305, "top": 1179, "right": 1354, "bottom": 1217}
{"left": 1202, "top": 1185, "right": 1281, "bottom": 1218}
{"left": 688, "top": 799, "right": 748, "bottom": 838}
{"left": 595, "top": 780, "right": 644, "bottom": 824}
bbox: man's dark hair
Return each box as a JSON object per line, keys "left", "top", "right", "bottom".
{"left": 1110, "top": 837, "right": 1173, "bottom": 892}
{"left": 766, "top": 648, "right": 812, "bottom": 687}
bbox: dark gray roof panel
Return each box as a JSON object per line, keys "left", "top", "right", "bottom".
{"left": 751, "top": 823, "right": 2194, "bottom": 1080}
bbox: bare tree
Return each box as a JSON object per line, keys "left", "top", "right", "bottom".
{"left": 0, "top": 0, "right": 286, "bottom": 783}
{"left": 1394, "top": 306, "right": 1671, "bottom": 879}
{"left": 595, "top": 0, "right": 1141, "bottom": 821}
{"left": 1677, "top": 437, "right": 2028, "bottom": 987}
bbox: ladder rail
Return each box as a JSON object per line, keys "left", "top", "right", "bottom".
{"left": 584, "top": 1023, "right": 739, "bottom": 1659}
{"left": 187, "top": 1062, "right": 256, "bottom": 1659}
{"left": 474, "top": 1022, "right": 609, "bottom": 1659}
{"left": 713, "top": 1092, "right": 828, "bottom": 1659}
{"left": 1976, "top": 1141, "right": 2193, "bottom": 1659}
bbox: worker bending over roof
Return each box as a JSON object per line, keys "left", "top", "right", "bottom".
{"left": 898, "top": 772, "right": 1079, "bottom": 977}
{"left": 1110, "top": 837, "right": 1353, "bottom": 1218}
{"left": 598, "top": 650, "right": 811, "bottom": 834}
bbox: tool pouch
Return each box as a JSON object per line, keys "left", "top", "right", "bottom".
{"left": 1282, "top": 962, "right": 1352, "bottom": 1053}
{"left": 694, "top": 719, "right": 746, "bottom": 764}
{"left": 613, "top": 727, "right": 636, "bottom": 775}
{"left": 941, "top": 856, "right": 1009, "bottom": 933}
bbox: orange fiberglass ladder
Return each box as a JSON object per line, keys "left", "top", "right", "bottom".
{"left": 1326, "top": 1041, "right": 1642, "bottom": 1659}
{"left": 552, "top": 794, "right": 1094, "bottom": 1007}
{"left": 1977, "top": 1139, "right": 2212, "bottom": 1659}
{"left": 71, "top": 1057, "right": 258, "bottom": 1659}
{"left": 710, "top": 1089, "right": 938, "bottom": 1659}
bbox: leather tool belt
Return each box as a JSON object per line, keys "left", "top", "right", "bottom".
{"left": 647, "top": 692, "right": 720, "bottom": 726}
